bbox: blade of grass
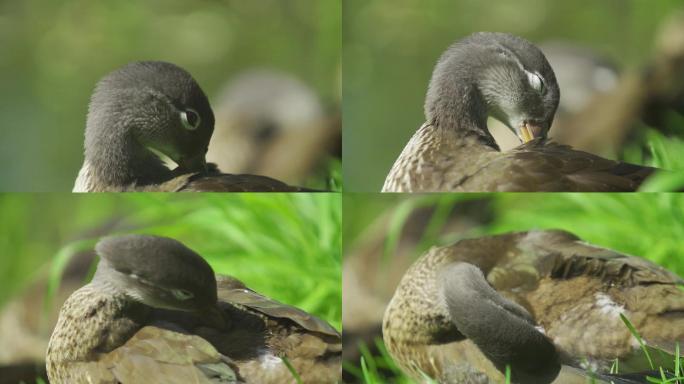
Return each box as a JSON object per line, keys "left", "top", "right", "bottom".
{"left": 45, "top": 238, "right": 99, "bottom": 311}
{"left": 620, "top": 313, "right": 654, "bottom": 369}
{"left": 281, "top": 356, "right": 303, "bottom": 384}
{"left": 360, "top": 356, "right": 373, "bottom": 383}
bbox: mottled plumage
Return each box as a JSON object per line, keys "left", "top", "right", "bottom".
{"left": 46, "top": 235, "right": 340, "bottom": 384}
{"left": 383, "top": 32, "right": 656, "bottom": 192}
{"left": 383, "top": 230, "right": 684, "bottom": 383}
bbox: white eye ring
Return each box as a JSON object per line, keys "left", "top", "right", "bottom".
{"left": 180, "top": 108, "right": 201, "bottom": 131}
{"left": 171, "top": 289, "right": 194, "bottom": 301}
{"left": 527, "top": 72, "right": 544, "bottom": 93}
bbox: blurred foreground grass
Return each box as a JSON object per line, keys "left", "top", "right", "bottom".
{"left": 0, "top": 193, "right": 341, "bottom": 329}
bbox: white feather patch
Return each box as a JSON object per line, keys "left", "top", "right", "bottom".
{"left": 259, "top": 353, "right": 283, "bottom": 370}
{"left": 594, "top": 292, "right": 625, "bottom": 319}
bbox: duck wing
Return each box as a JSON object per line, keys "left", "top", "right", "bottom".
{"left": 426, "top": 230, "right": 683, "bottom": 381}
{"left": 176, "top": 173, "right": 321, "bottom": 192}
{"left": 480, "top": 230, "right": 684, "bottom": 373}
{"left": 90, "top": 326, "right": 241, "bottom": 384}
{"left": 215, "top": 275, "right": 340, "bottom": 340}
{"left": 212, "top": 275, "right": 341, "bottom": 384}
{"left": 463, "top": 140, "right": 656, "bottom": 191}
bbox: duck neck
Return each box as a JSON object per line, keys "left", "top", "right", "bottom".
{"left": 79, "top": 119, "right": 172, "bottom": 191}
{"left": 383, "top": 257, "right": 464, "bottom": 347}
{"left": 424, "top": 54, "right": 500, "bottom": 151}
{"left": 438, "top": 262, "right": 560, "bottom": 383}
{"left": 382, "top": 258, "right": 465, "bottom": 381}
{"left": 46, "top": 283, "right": 148, "bottom": 373}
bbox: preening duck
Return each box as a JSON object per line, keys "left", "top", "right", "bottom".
{"left": 383, "top": 230, "right": 684, "bottom": 383}
{"left": 46, "top": 235, "right": 341, "bottom": 384}
{"left": 382, "top": 33, "right": 657, "bottom": 192}
{"left": 74, "top": 62, "right": 318, "bottom": 192}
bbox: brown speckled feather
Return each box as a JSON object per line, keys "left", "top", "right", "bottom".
{"left": 382, "top": 32, "right": 663, "bottom": 193}
{"left": 46, "top": 285, "right": 240, "bottom": 384}
{"left": 47, "top": 276, "right": 340, "bottom": 383}
{"left": 383, "top": 230, "right": 684, "bottom": 383}
{"left": 209, "top": 275, "right": 341, "bottom": 384}
{"left": 92, "top": 327, "right": 239, "bottom": 384}
{"left": 383, "top": 124, "right": 654, "bottom": 192}
{"left": 215, "top": 275, "right": 341, "bottom": 339}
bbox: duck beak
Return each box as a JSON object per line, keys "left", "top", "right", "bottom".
{"left": 518, "top": 122, "right": 544, "bottom": 144}
{"left": 177, "top": 153, "right": 207, "bottom": 173}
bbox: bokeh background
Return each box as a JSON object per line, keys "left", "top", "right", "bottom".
{"left": 0, "top": 193, "right": 341, "bottom": 383}
{"left": 0, "top": 0, "right": 341, "bottom": 191}
{"left": 343, "top": 0, "right": 684, "bottom": 191}
{"left": 343, "top": 193, "right": 684, "bottom": 383}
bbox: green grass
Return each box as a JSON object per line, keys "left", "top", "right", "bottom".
{"left": 621, "top": 314, "right": 655, "bottom": 370}
{"left": 346, "top": 338, "right": 424, "bottom": 384}
{"left": 350, "top": 336, "right": 684, "bottom": 384}
{"left": 622, "top": 128, "right": 684, "bottom": 192}
{"left": 492, "top": 193, "right": 684, "bottom": 277}
{"left": 344, "top": 193, "right": 684, "bottom": 383}
{"left": 619, "top": 315, "right": 684, "bottom": 383}
{"left": 0, "top": 194, "right": 341, "bottom": 330}
{"left": 325, "top": 157, "right": 343, "bottom": 192}
{"left": 0, "top": 194, "right": 123, "bottom": 307}
{"left": 282, "top": 356, "right": 304, "bottom": 384}
{"left": 303, "top": 156, "right": 343, "bottom": 191}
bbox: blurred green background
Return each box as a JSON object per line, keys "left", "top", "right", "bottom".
{"left": 344, "top": 193, "right": 684, "bottom": 276}
{"left": 343, "top": 0, "right": 684, "bottom": 191}
{"left": 343, "top": 193, "right": 684, "bottom": 382}
{"left": 0, "top": 0, "right": 340, "bottom": 191}
{"left": 0, "top": 192, "right": 341, "bottom": 327}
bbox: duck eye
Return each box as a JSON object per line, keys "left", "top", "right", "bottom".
{"left": 171, "top": 289, "right": 194, "bottom": 301}
{"left": 180, "top": 109, "right": 201, "bottom": 131}
{"left": 527, "top": 72, "right": 544, "bottom": 93}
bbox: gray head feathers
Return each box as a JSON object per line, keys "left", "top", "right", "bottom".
{"left": 94, "top": 234, "right": 218, "bottom": 311}
{"left": 81, "top": 61, "right": 215, "bottom": 188}
{"left": 425, "top": 32, "right": 560, "bottom": 142}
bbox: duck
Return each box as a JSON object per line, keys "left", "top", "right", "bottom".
{"left": 73, "top": 61, "right": 318, "bottom": 192}
{"left": 382, "top": 32, "right": 657, "bottom": 192}
{"left": 46, "top": 235, "right": 341, "bottom": 384}
{"left": 382, "top": 229, "right": 684, "bottom": 383}
{"left": 342, "top": 199, "right": 493, "bottom": 375}
{"left": 206, "top": 69, "right": 338, "bottom": 185}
